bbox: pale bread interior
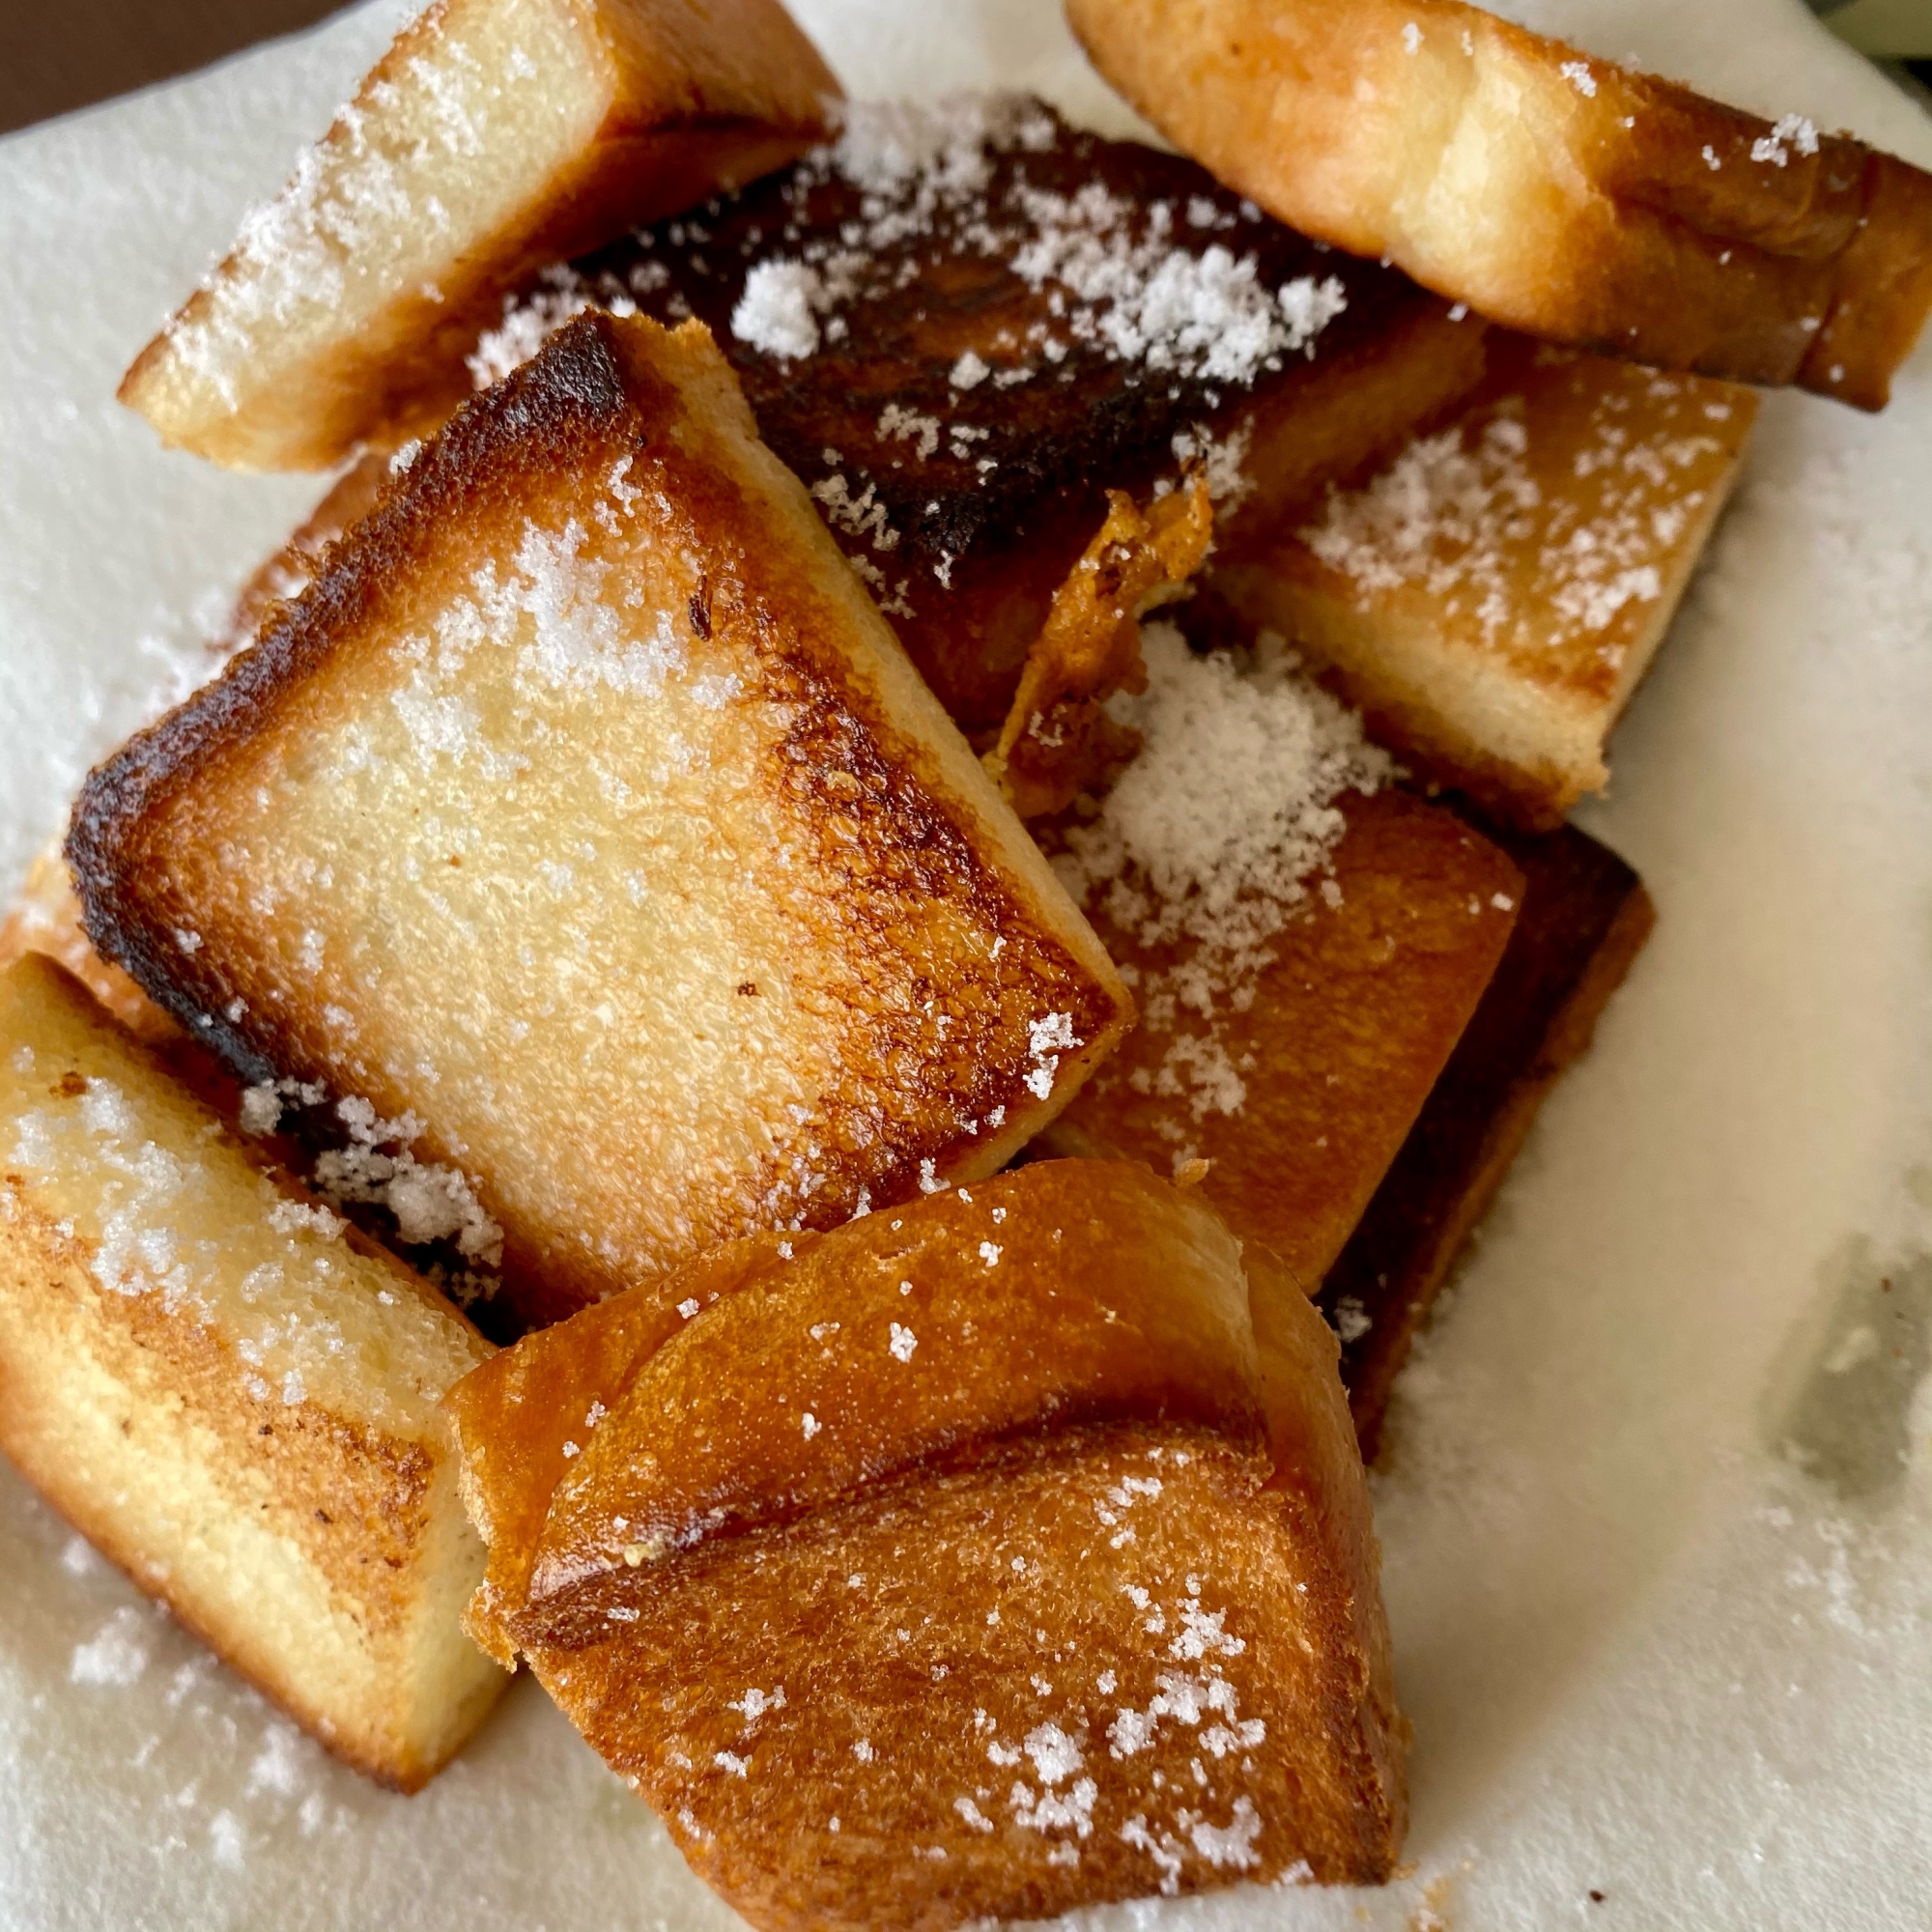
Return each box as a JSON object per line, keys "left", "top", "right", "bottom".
{"left": 120, "top": 0, "right": 838, "bottom": 468}
{"left": 0, "top": 954, "right": 502, "bottom": 1788}
{"left": 78, "top": 316, "right": 1132, "bottom": 1324}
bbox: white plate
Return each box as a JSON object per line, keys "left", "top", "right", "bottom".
{"left": 1, "top": 3, "right": 1929, "bottom": 1925}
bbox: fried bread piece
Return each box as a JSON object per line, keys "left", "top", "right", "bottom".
{"left": 0, "top": 954, "right": 503, "bottom": 1787}
{"left": 1041, "top": 787, "right": 1520, "bottom": 1288}
{"left": 1211, "top": 336, "right": 1759, "bottom": 828}
{"left": 1322, "top": 820, "right": 1655, "bottom": 1456}
{"left": 447, "top": 1159, "right": 1407, "bottom": 1924}
{"left": 482, "top": 97, "right": 1491, "bottom": 728}
{"left": 1067, "top": 0, "right": 1932, "bottom": 409}
{"left": 985, "top": 475, "right": 1214, "bottom": 818}
{"left": 120, "top": 0, "right": 840, "bottom": 469}
{"left": 71, "top": 313, "right": 1133, "bottom": 1328}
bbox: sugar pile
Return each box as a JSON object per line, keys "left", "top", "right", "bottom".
{"left": 1053, "top": 622, "right": 1390, "bottom": 1123}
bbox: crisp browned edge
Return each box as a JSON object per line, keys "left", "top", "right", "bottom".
{"left": 71, "top": 321, "right": 648, "bottom": 1090}
{"left": 1319, "top": 821, "right": 1656, "bottom": 1457}
{"left": 449, "top": 1163, "right": 1407, "bottom": 1895}
{"left": 116, "top": 0, "right": 844, "bottom": 469}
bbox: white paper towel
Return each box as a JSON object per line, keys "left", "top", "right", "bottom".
{"left": 0, "top": 3, "right": 1927, "bottom": 1926}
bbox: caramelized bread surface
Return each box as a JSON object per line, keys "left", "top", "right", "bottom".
{"left": 1322, "top": 821, "right": 1655, "bottom": 1455}
{"left": 1213, "top": 337, "right": 1759, "bottom": 827}
{"left": 72, "top": 314, "right": 1132, "bottom": 1328}
{"left": 489, "top": 97, "right": 1489, "bottom": 727}
{"left": 449, "top": 1160, "right": 1406, "bottom": 1924}
{"left": 120, "top": 0, "right": 840, "bottom": 469}
{"left": 1068, "top": 0, "right": 1932, "bottom": 409}
{"left": 0, "top": 955, "right": 503, "bottom": 1787}
{"left": 1042, "top": 787, "right": 1520, "bottom": 1287}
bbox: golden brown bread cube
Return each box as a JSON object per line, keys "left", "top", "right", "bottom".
{"left": 1041, "top": 787, "right": 1521, "bottom": 1289}
{"left": 120, "top": 0, "right": 840, "bottom": 469}
{"left": 1067, "top": 0, "right": 1932, "bottom": 409}
{"left": 0, "top": 953, "right": 504, "bottom": 1788}
{"left": 1212, "top": 335, "right": 1759, "bottom": 828}
{"left": 71, "top": 312, "right": 1134, "bottom": 1329}
{"left": 447, "top": 1159, "right": 1406, "bottom": 1926}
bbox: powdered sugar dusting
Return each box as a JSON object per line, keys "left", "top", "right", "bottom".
{"left": 1298, "top": 364, "right": 1735, "bottom": 670}
{"left": 70, "top": 1607, "right": 151, "bottom": 1688}
{"left": 157, "top": 28, "right": 550, "bottom": 409}
{"left": 1052, "top": 622, "right": 1389, "bottom": 1126}
{"left": 312, "top": 1095, "right": 502, "bottom": 1268}
{"left": 731, "top": 261, "right": 823, "bottom": 360}
{"left": 1752, "top": 112, "right": 1820, "bottom": 167}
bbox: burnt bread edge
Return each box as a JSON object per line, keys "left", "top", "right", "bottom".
{"left": 68, "top": 317, "right": 639, "bottom": 1095}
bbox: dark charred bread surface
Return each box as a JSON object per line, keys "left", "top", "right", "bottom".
{"left": 447, "top": 1161, "right": 1407, "bottom": 1925}
{"left": 70, "top": 312, "right": 1131, "bottom": 1330}
{"left": 1321, "top": 820, "right": 1655, "bottom": 1457}
{"left": 482, "top": 98, "right": 1489, "bottom": 727}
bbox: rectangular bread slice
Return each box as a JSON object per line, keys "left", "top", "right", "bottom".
{"left": 71, "top": 312, "right": 1134, "bottom": 1329}
{"left": 1067, "top": 0, "right": 1932, "bottom": 409}
{"left": 1039, "top": 785, "right": 1520, "bottom": 1290}
{"left": 448, "top": 1159, "right": 1406, "bottom": 1924}
{"left": 479, "top": 96, "right": 1490, "bottom": 731}
{"left": 1210, "top": 335, "right": 1759, "bottom": 828}
{"left": 1321, "top": 820, "right": 1656, "bottom": 1457}
{"left": 0, "top": 953, "right": 503, "bottom": 1788}
{"left": 120, "top": 0, "right": 840, "bottom": 469}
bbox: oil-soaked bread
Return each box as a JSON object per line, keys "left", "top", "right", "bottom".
{"left": 1068, "top": 0, "right": 1932, "bottom": 409}
{"left": 71, "top": 313, "right": 1133, "bottom": 1329}
{"left": 120, "top": 0, "right": 840, "bottom": 469}
{"left": 0, "top": 954, "right": 503, "bottom": 1788}
{"left": 447, "top": 1159, "right": 1407, "bottom": 1926}
{"left": 481, "top": 97, "right": 1490, "bottom": 729}
{"left": 1212, "top": 336, "right": 1759, "bottom": 828}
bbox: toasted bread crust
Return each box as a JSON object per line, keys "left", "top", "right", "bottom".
{"left": 74, "top": 314, "right": 1132, "bottom": 1325}
{"left": 1209, "top": 337, "right": 1759, "bottom": 829}
{"left": 120, "top": 0, "right": 839, "bottom": 469}
{"left": 449, "top": 1160, "right": 1406, "bottom": 1922}
{"left": 0, "top": 956, "right": 503, "bottom": 1788}
{"left": 1322, "top": 822, "right": 1655, "bottom": 1455}
{"left": 1040, "top": 788, "right": 1520, "bottom": 1286}
{"left": 1067, "top": 0, "right": 1932, "bottom": 408}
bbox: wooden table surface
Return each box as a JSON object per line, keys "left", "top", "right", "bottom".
{"left": 0, "top": 0, "right": 352, "bottom": 138}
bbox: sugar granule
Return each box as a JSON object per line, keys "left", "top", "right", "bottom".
{"left": 70, "top": 1607, "right": 151, "bottom": 1688}
{"left": 731, "top": 260, "right": 824, "bottom": 360}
